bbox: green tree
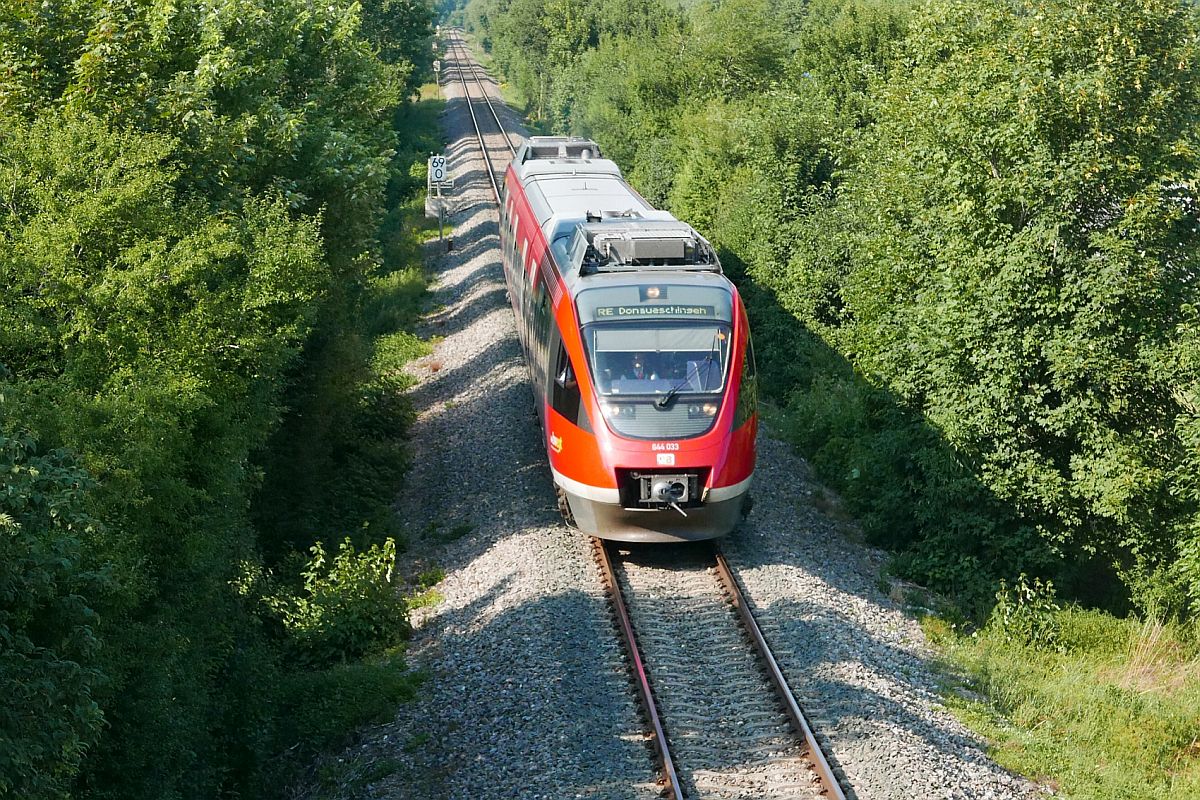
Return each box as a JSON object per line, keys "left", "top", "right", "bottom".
{"left": 2, "top": 0, "right": 402, "bottom": 268}
{"left": 685, "top": 0, "right": 787, "bottom": 100}
{"left": 361, "top": 0, "right": 435, "bottom": 91}
{"left": 784, "top": 0, "right": 911, "bottom": 125}
{"left": 0, "top": 109, "right": 331, "bottom": 798}
{"left": 0, "top": 0, "right": 433, "bottom": 795}
{"left": 0, "top": 424, "right": 107, "bottom": 800}
{"left": 796, "top": 0, "right": 1200, "bottom": 610}
{"left": 570, "top": 26, "right": 685, "bottom": 170}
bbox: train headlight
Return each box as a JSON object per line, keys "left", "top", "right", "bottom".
{"left": 603, "top": 403, "right": 633, "bottom": 419}
{"left": 645, "top": 286, "right": 661, "bottom": 299}
{"left": 687, "top": 403, "right": 719, "bottom": 419}
{"left": 702, "top": 403, "right": 718, "bottom": 417}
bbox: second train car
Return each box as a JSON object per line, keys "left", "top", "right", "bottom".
{"left": 500, "top": 136, "right": 756, "bottom": 542}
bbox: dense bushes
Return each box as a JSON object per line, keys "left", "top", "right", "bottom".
{"left": 471, "top": 0, "right": 1200, "bottom": 616}
{"left": 0, "top": 1, "right": 434, "bottom": 797}
{"left": 251, "top": 97, "right": 442, "bottom": 558}
{"left": 0, "top": 429, "right": 106, "bottom": 799}
{"left": 267, "top": 538, "right": 411, "bottom": 667}
{"left": 808, "top": 0, "right": 1200, "bottom": 613}
{"left": 0, "top": 111, "right": 331, "bottom": 796}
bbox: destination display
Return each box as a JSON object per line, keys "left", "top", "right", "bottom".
{"left": 595, "top": 304, "right": 715, "bottom": 318}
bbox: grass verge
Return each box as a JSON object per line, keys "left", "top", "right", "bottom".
{"left": 924, "top": 596, "right": 1200, "bottom": 799}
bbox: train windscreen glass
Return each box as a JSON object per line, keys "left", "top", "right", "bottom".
{"left": 584, "top": 323, "right": 731, "bottom": 439}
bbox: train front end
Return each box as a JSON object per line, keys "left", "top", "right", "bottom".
{"left": 550, "top": 230, "right": 757, "bottom": 542}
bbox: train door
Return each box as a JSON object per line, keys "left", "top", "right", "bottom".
{"left": 532, "top": 258, "right": 552, "bottom": 397}
{"left": 500, "top": 197, "right": 511, "bottom": 273}
{"left": 504, "top": 202, "right": 521, "bottom": 305}
{"left": 518, "top": 237, "right": 531, "bottom": 354}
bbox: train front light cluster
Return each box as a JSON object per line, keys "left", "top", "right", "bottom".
{"left": 602, "top": 402, "right": 635, "bottom": 419}
{"left": 688, "top": 403, "right": 718, "bottom": 419}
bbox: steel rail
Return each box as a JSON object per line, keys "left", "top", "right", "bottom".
{"left": 445, "top": 31, "right": 503, "bottom": 204}
{"left": 594, "top": 539, "right": 684, "bottom": 800}
{"left": 447, "top": 34, "right": 518, "bottom": 157}
{"left": 711, "top": 547, "right": 848, "bottom": 800}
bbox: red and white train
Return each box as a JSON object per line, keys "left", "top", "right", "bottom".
{"left": 500, "top": 137, "right": 756, "bottom": 541}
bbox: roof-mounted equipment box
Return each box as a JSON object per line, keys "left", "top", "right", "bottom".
{"left": 521, "top": 136, "right": 602, "bottom": 163}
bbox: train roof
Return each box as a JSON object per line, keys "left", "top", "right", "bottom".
{"left": 570, "top": 219, "right": 721, "bottom": 275}
{"left": 512, "top": 138, "right": 663, "bottom": 231}
{"left": 510, "top": 136, "right": 725, "bottom": 296}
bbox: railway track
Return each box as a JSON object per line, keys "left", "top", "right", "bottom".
{"left": 596, "top": 541, "right": 847, "bottom": 800}
{"left": 441, "top": 30, "right": 517, "bottom": 203}
{"left": 440, "top": 32, "right": 847, "bottom": 800}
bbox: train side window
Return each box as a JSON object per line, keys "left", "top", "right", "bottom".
{"left": 734, "top": 332, "right": 758, "bottom": 428}
{"left": 509, "top": 212, "right": 519, "bottom": 258}
{"left": 551, "top": 338, "right": 590, "bottom": 432}
{"left": 552, "top": 345, "right": 585, "bottom": 431}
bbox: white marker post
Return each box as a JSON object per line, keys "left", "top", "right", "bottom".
{"left": 427, "top": 154, "right": 453, "bottom": 243}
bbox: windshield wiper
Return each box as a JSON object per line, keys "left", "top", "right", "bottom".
{"left": 654, "top": 379, "right": 690, "bottom": 409}
{"left": 654, "top": 332, "right": 721, "bottom": 409}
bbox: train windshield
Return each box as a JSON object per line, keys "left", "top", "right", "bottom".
{"left": 583, "top": 323, "right": 731, "bottom": 439}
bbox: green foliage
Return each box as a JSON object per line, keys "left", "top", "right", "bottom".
{"left": 0, "top": 427, "right": 107, "bottom": 800}
{"left": 570, "top": 32, "right": 685, "bottom": 171}
{"left": 805, "top": 0, "right": 1200, "bottom": 613}
{"left": 268, "top": 538, "right": 410, "bottom": 667}
{"left": 988, "top": 574, "right": 1063, "bottom": 650}
{"left": 783, "top": 0, "right": 912, "bottom": 126}
{"left": 405, "top": 565, "right": 447, "bottom": 610}
{"left": 0, "top": 114, "right": 332, "bottom": 799}
{"left": 274, "top": 655, "right": 421, "bottom": 760}
{"left": 684, "top": 0, "right": 787, "bottom": 100}
{"left": 0, "top": 0, "right": 435, "bottom": 797}
{"left": 361, "top": 0, "right": 436, "bottom": 91}
{"left": 472, "top": 0, "right": 680, "bottom": 123}
{"left": 251, "top": 93, "right": 438, "bottom": 561}
{"left": 1, "top": 0, "right": 408, "bottom": 270}
{"left": 251, "top": 265, "right": 431, "bottom": 559}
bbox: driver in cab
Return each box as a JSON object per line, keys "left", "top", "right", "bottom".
{"left": 623, "top": 353, "right": 657, "bottom": 381}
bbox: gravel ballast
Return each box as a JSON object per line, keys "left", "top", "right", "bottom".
{"left": 316, "top": 38, "right": 1045, "bottom": 800}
